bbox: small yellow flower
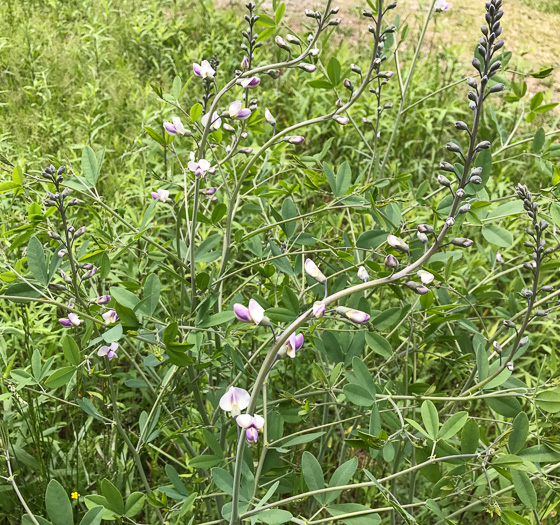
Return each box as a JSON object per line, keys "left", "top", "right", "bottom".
{"left": 71, "top": 491, "right": 80, "bottom": 500}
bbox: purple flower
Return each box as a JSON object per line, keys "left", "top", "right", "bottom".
{"left": 333, "top": 115, "right": 349, "bottom": 125}
{"left": 236, "top": 414, "right": 265, "bottom": 443}
{"left": 201, "top": 111, "right": 222, "bottom": 131}
{"left": 385, "top": 254, "right": 399, "bottom": 269}
{"left": 188, "top": 152, "right": 211, "bottom": 178}
{"left": 241, "top": 55, "right": 249, "bottom": 70}
{"left": 387, "top": 234, "right": 409, "bottom": 253}
{"left": 336, "top": 306, "right": 370, "bottom": 324}
{"left": 240, "top": 76, "right": 261, "bottom": 89}
{"left": 287, "top": 136, "right": 305, "bottom": 145}
{"left": 228, "top": 101, "right": 251, "bottom": 120}
{"left": 220, "top": 386, "right": 250, "bottom": 417}
{"left": 278, "top": 332, "right": 304, "bottom": 359}
{"left": 57, "top": 250, "right": 66, "bottom": 258}
{"left": 98, "top": 342, "right": 118, "bottom": 360}
{"left": 102, "top": 310, "right": 119, "bottom": 324}
{"left": 434, "top": 0, "right": 450, "bottom": 12}
{"left": 163, "top": 117, "right": 187, "bottom": 136}
{"left": 96, "top": 295, "right": 111, "bottom": 305}
{"left": 305, "top": 259, "right": 327, "bottom": 284}
{"left": 151, "top": 189, "right": 170, "bottom": 202}
{"left": 202, "top": 187, "right": 217, "bottom": 195}
{"left": 233, "top": 299, "right": 270, "bottom": 326}
{"left": 417, "top": 270, "right": 434, "bottom": 284}
{"left": 59, "top": 312, "right": 81, "bottom": 328}
{"left": 313, "top": 302, "right": 326, "bottom": 318}
{"left": 357, "top": 266, "right": 369, "bottom": 283}
{"left": 193, "top": 60, "right": 215, "bottom": 79}
{"left": 59, "top": 318, "right": 72, "bottom": 328}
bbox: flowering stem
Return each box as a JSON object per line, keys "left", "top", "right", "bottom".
{"left": 190, "top": 177, "right": 201, "bottom": 312}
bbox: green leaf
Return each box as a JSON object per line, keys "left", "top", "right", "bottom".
{"left": 101, "top": 479, "right": 125, "bottom": 515}
{"left": 27, "top": 236, "right": 48, "bottom": 285}
{"left": 421, "top": 400, "right": 439, "bottom": 440}
{"left": 102, "top": 323, "right": 122, "bottom": 343}
{"left": 76, "top": 398, "right": 105, "bottom": 422}
{"left": 519, "top": 445, "right": 560, "bottom": 463}
{"left": 350, "top": 357, "right": 376, "bottom": 392}
{"left": 200, "top": 311, "right": 235, "bottom": 328}
{"left": 82, "top": 145, "right": 102, "bottom": 186}
{"left": 281, "top": 198, "right": 298, "bottom": 238}
{"left": 144, "top": 126, "right": 166, "bottom": 146}
{"left": 533, "top": 128, "right": 546, "bottom": 153}
{"left": 138, "top": 273, "right": 161, "bottom": 316}
{"left": 172, "top": 75, "right": 182, "bottom": 100}
{"left": 535, "top": 387, "right": 560, "bottom": 413}
{"left": 438, "top": 412, "right": 468, "bottom": 441}
{"left": 189, "top": 455, "right": 223, "bottom": 468}
{"left": 212, "top": 468, "right": 234, "bottom": 496}
{"left": 335, "top": 162, "right": 352, "bottom": 197}
{"left": 256, "top": 509, "right": 293, "bottom": 524}
{"left": 302, "top": 452, "right": 326, "bottom": 504}
{"left": 344, "top": 383, "right": 375, "bottom": 407}
{"left": 356, "top": 230, "right": 387, "bottom": 250}
{"left": 45, "top": 367, "right": 75, "bottom": 389}
{"left": 326, "top": 504, "right": 381, "bottom": 525}
{"left": 511, "top": 470, "right": 537, "bottom": 510}
{"left": 110, "top": 286, "right": 140, "bottom": 310}
{"left": 365, "top": 332, "right": 392, "bottom": 358}
{"left": 327, "top": 57, "right": 341, "bottom": 86}
{"left": 371, "top": 308, "right": 401, "bottom": 331}
{"left": 274, "top": 2, "right": 285, "bottom": 24}
{"left": 550, "top": 202, "right": 560, "bottom": 227}
{"left": 485, "top": 396, "right": 522, "bottom": 418}
{"left": 45, "top": 479, "right": 73, "bottom": 525}
{"left": 269, "top": 240, "right": 293, "bottom": 275}
{"left": 62, "top": 335, "right": 81, "bottom": 365}
{"left": 325, "top": 458, "right": 358, "bottom": 504}
{"left": 280, "top": 431, "right": 326, "bottom": 447}
{"left": 22, "top": 516, "right": 52, "bottom": 525}
{"left": 530, "top": 92, "right": 543, "bottom": 111}
{"left": 481, "top": 224, "right": 513, "bottom": 247}
{"left": 78, "top": 507, "right": 104, "bottom": 525}
{"left": 190, "top": 103, "right": 203, "bottom": 122}
{"left": 124, "top": 493, "right": 145, "bottom": 517}
{"left": 509, "top": 412, "right": 529, "bottom": 454}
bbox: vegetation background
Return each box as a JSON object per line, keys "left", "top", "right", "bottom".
{"left": 1, "top": 0, "right": 559, "bottom": 524}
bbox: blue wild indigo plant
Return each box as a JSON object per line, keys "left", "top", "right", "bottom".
{"left": 0, "top": 0, "right": 560, "bottom": 524}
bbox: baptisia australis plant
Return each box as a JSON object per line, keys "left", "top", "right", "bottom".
{"left": 7, "top": 0, "right": 560, "bottom": 524}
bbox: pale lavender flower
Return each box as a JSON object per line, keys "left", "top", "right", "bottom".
{"left": 188, "top": 152, "right": 211, "bottom": 178}
{"left": 309, "top": 48, "right": 320, "bottom": 57}
{"left": 305, "top": 259, "right": 327, "bottom": 284}
{"left": 387, "top": 234, "right": 409, "bottom": 253}
{"left": 298, "top": 63, "right": 317, "bottom": 73}
{"left": 417, "top": 270, "right": 434, "bottom": 284}
{"left": 313, "top": 302, "right": 326, "bottom": 318}
{"left": 275, "top": 36, "right": 290, "bottom": 51}
{"left": 240, "top": 76, "right": 261, "bottom": 89}
{"left": 233, "top": 299, "right": 270, "bottom": 326}
{"left": 287, "top": 136, "right": 305, "bottom": 145}
{"left": 151, "top": 189, "right": 170, "bottom": 202}
{"left": 357, "top": 266, "right": 369, "bottom": 283}
{"left": 59, "top": 318, "right": 72, "bottom": 328}
{"left": 163, "top": 117, "right": 187, "bottom": 136}
{"left": 405, "top": 281, "right": 429, "bottom": 295}
{"left": 102, "top": 310, "right": 119, "bottom": 324}
{"left": 333, "top": 115, "right": 349, "bottom": 125}
{"left": 496, "top": 252, "right": 504, "bottom": 263}
{"left": 59, "top": 312, "right": 81, "bottom": 327}
{"left": 264, "top": 108, "right": 276, "bottom": 127}
{"left": 98, "top": 342, "right": 118, "bottom": 360}
{"left": 278, "top": 332, "right": 304, "bottom": 359}
{"left": 193, "top": 60, "right": 215, "bottom": 79}
{"left": 385, "top": 254, "right": 399, "bottom": 269}
{"left": 236, "top": 414, "right": 265, "bottom": 443}
{"left": 202, "top": 187, "right": 218, "bottom": 195}
{"left": 446, "top": 217, "right": 455, "bottom": 227}
{"left": 220, "top": 386, "right": 250, "bottom": 417}
{"left": 201, "top": 111, "right": 222, "bottom": 131}
{"left": 57, "top": 249, "right": 66, "bottom": 258}
{"left": 241, "top": 56, "right": 249, "bottom": 70}
{"left": 434, "top": 0, "right": 450, "bottom": 12}
{"left": 96, "top": 295, "right": 111, "bottom": 305}
{"left": 228, "top": 101, "right": 252, "bottom": 120}
{"left": 336, "top": 306, "right": 370, "bottom": 324}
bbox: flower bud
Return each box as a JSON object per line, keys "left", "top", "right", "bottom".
{"left": 241, "top": 55, "right": 249, "bottom": 70}
{"left": 446, "top": 217, "right": 455, "bottom": 228}
{"left": 506, "top": 362, "right": 514, "bottom": 372}
{"left": 385, "top": 254, "right": 399, "bottom": 269}
{"left": 417, "top": 231, "right": 428, "bottom": 244}
{"left": 440, "top": 162, "right": 456, "bottom": 173}
{"left": 313, "top": 302, "right": 326, "bottom": 318}
{"left": 457, "top": 203, "right": 471, "bottom": 215}
{"left": 333, "top": 115, "right": 349, "bottom": 125}
{"left": 387, "top": 234, "right": 409, "bottom": 253}
{"left": 455, "top": 121, "right": 469, "bottom": 131}
{"left": 450, "top": 238, "right": 474, "bottom": 247}
{"left": 275, "top": 36, "right": 290, "bottom": 51}
{"left": 405, "top": 281, "right": 429, "bottom": 295}
{"left": 298, "top": 63, "right": 317, "bottom": 73}
{"left": 286, "top": 136, "right": 305, "bottom": 145}
{"left": 503, "top": 320, "right": 516, "bottom": 328}
{"left": 48, "top": 231, "right": 62, "bottom": 241}
{"left": 446, "top": 142, "right": 462, "bottom": 153}
{"left": 305, "top": 258, "right": 327, "bottom": 284}
{"left": 350, "top": 63, "right": 362, "bottom": 75}
{"left": 343, "top": 78, "right": 354, "bottom": 92}
{"left": 437, "top": 174, "right": 452, "bottom": 188}
{"left": 456, "top": 188, "right": 465, "bottom": 198}
{"left": 357, "top": 266, "right": 369, "bottom": 283}
{"left": 336, "top": 306, "right": 370, "bottom": 324}
{"left": 96, "top": 295, "right": 111, "bottom": 305}
{"left": 264, "top": 108, "right": 276, "bottom": 127}
{"left": 418, "top": 224, "right": 434, "bottom": 234}
{"left": 74, "top": 226, "right": 86, "bottom": 238}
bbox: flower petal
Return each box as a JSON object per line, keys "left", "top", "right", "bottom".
{"left": 236, "top": 414, "right": 254, "bottom": 429}
{"left": 248, "top": 299, "right": 265, "bottom": 325}
{"left": 252, "top": 414, "right": 265, "bottom": 429}
{"left": 233, "top": 303, "right": 252, "bottom": 322}
{"left": 229, "top": 100, "right": 241, "bottom": 117}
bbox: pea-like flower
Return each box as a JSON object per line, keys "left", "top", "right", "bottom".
{"left": 220, "top": 386, "right": 250, "bottom": 417}
{"left": 98, "top": 342, "right": 118, "bottom": 360}
{"left": 188, "top": 152, "right": 211, "bottom": 178}
{"left": 201, "top": 111, "right": 222, "bottom": 131}
{"left": 96, "top": 295, "right": 111, "bottom": 305}
{"left": 385, "top": 254, "right": 399, "bottom": 269}
{"left": 241, "top": 56, "right": 249, "bottom": 70}
{"left": 228, "top": 101, "right": 252, "bottom": 120}
{"left": 102, "top": 310, "right": 119, "bottom": 324}
{"left": 313, "top": 301, "right": 326, "bottom": 318}
{"left": 59, "top": 312, "right": 81, "bottom": 328}
{"left": 193, "top": 60, "right": 215, "bottom": 79}
{"left": 333, "top": 115, "right": 349, "bottom": 125}
{"left": 264, "top": 108, "right": 276, "bottom": 127}
{"left": 236, "top": 414, "right": 265, "bottom": 443}
{"left": 451, "top": 238, "right": 474, "bottom": 248}
{"left": 417, "top": 270, "right": 434, "bottom": 284}
{"left": 336, "top": 306, "right": 370, "bottom": 324}
{"left": 405, "top": 281, "right": 429, "bottom": 295}
{"left": 387, "top": 234, "right": 409, "bottom": 253}
{"left": 357, "top": 266, "right": 369, "bottom": 282}
{"left": 163, "top": 117, "right": 187, "bottom": 136}
{"left": 286, "top": 136, "right": 305, "bottom": 145}
{"left": 240, "top": 76, "right": 261, "bottom": 89}
{"left": 233, "top": 299, "right": 271, "bottom": 326}
{"left": 151, "top": 189, "right": 170, "bottom": 202}
{"left": 305, "top": 259, "right": 327, "bottom": 284}
{"left": 298, "top": 63, "right": 317, "bottom": 73}
{"left": 434, "top": 0, "right": 450, "bottom": 12}
{"left": 278, "top": 332, "right": 304, "bottom": 359}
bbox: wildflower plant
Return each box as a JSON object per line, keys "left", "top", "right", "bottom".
{"left": 1, "top": 0, "right": 560, "bottom": 524}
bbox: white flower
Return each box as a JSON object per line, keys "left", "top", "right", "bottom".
{"left": 220, "top": 386, "right": 250, "bottom": 417}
